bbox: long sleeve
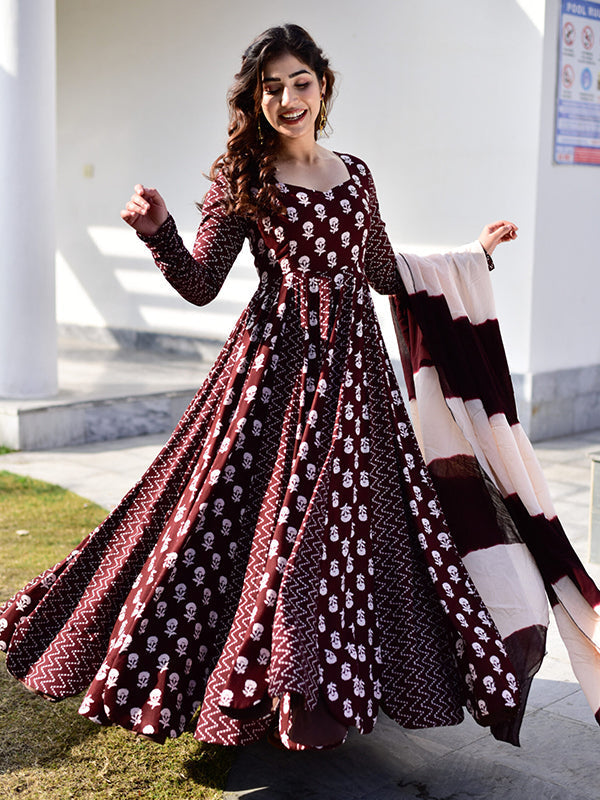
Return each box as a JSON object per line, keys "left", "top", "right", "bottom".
{"left": 138, "top": 173, "right": 248, "bottom": 306}
{"left": 363, "top": 167, "right": 405, "bottom": 297}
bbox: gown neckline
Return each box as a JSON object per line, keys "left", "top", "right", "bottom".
{"left": 276, "top": 152, "right": 352, "bottom": 195}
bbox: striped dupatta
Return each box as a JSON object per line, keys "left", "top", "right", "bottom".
{"left": 390, "top": 242, "right": 600, "bottom": 738}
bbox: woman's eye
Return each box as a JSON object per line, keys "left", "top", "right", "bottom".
{"left": 264, "top": 82, "right": 311, "bottom": 95}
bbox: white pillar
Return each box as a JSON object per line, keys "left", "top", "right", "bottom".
{"left": 0, "top": 0, "right": 57, "bottom": 398}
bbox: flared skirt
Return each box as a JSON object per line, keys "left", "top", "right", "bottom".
{"left": 0, "top": 276, "right": 519, "bottom": 748}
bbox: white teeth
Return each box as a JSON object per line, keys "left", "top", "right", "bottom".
{"left": 282, "top": 111, "right": 305, "bottom": 121}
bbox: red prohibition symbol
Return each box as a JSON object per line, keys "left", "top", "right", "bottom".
{"left": 582, "top": 25, "right": 594, "bottom": 50}
{"left": 562, "top": 63, "right": 575, "bottom": 88}
{"left": 563, "top": 21, "right": 576, "bottom": 47}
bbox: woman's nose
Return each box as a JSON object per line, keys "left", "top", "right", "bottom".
{"left": 281, "top": 85, "right": 294, "bottom": 106}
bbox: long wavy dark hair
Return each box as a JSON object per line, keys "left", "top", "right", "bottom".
{"left": 209, "top": 24, "right": 336, "bottom": 219}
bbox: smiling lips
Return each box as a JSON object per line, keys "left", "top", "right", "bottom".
{"left": 280, "top": 109, "right": 308, "bottom": 124}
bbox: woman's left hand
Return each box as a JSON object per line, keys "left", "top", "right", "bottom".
{"left": 479, "top": 220, "right": 518, "bottom": 255}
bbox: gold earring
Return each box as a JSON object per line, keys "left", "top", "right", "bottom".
{"left": 257, "top": 115, "right": 264, "bottom": 145}
{"left": 318, "top": 98, "right": 327, "bottom": 134}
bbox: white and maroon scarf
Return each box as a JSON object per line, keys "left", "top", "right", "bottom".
{"left": 390, "top": 242, "right": 600, "bottom": 733}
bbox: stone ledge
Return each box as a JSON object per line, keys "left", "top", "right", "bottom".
{"left": 0, "top": 333, "right": 210, "bottom": 450}
{"left": 0, "top": 390, "right": 196, "bottom": 450}
{"left": 513, "top": 364, "right": 600, "bottom": 442}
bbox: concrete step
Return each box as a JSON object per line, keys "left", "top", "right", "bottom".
{"left": 0, "top": 340, "right": 215, "bottom": 450}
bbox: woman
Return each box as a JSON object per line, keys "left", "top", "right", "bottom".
{"left": 0, "top": 24, "right": 521, "bottom": 750}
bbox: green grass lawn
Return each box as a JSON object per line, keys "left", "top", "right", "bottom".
{"left": 0, "top": 471, "right": 236, "bottom": 799}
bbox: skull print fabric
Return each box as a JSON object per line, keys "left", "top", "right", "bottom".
{"left": 0, "top": 154, "right": 519, "bottom": 749}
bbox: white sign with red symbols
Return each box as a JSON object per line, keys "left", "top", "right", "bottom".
{"left": 555, "top": 1, "right": 600, "bottom": 165}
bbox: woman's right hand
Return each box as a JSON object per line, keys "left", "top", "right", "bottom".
{"left": 120, "top": 184, "right": 169, "bottom": 236}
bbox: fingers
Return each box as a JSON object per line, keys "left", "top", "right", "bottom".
{"left": 121, "top": 184, "right": 168, "bottom": 234}
{"left": 486, "top": 221, "right": 518, "bottom": 236}
{"left": 126, "top": 187, "right": 152, "bottom": 216}
{"left": 496, "top": 223, "right": 518, "bottom": 242}
{"left": 478, "top": 220, "right": 518, "bottom": 255}
{"left": 482, "top": 222, "right": 518, "bottom": 243}
{"left": 120, "top": 208, "right": 138, "bottom": 226}
{"left": 122, "top": 185, "right": 158, "bottom": 223}
{"left": 136, "top": 184, "right": 165, "bottom": 206}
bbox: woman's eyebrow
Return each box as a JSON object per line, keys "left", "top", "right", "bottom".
{"left": 263, "top": 69, "right": 311, "bottom": 82}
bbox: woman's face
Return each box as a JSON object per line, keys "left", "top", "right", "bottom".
{"left": 260, "top": 52, "right": 325, "bottom": 144}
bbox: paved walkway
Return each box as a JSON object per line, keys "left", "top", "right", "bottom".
{"left": 1, "top": 430, "right": 599, "bottom": 799}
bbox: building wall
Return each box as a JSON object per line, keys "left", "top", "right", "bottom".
{"left": 56, "top": 1, "right": 600, "bottom": 438}
{"left": 55, "top": 0, "right": 543, "bottom": 354}
{"left": 520, "top": 0, "right": 600, "bottom": 438}
{"left": 533, "top": 0, "right": 600, "bottom": 374}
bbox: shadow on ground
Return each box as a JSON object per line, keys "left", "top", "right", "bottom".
{"left": 224, "top": 681, "right": 597, "bottom": 800}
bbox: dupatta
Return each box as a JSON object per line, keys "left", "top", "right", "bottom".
{"left": 390, "top": 242, "right": 600, "bottom": 741}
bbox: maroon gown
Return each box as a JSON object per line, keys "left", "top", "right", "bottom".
{"left": 0, "top": 154, "right": 519, "bottom": 749}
